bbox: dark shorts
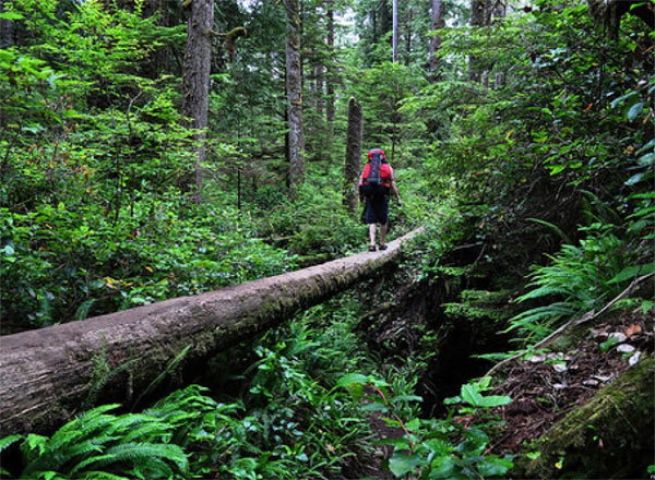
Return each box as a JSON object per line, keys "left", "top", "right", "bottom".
{"left": 364, "top": 195, "right": 389, "bottom": 225}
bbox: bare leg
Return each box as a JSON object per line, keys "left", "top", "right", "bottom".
{"left": 380, "top": 223, "right": 388, "bottom": 247}
{"left": 369, "top": 224, "right": 377, "bottom": 248}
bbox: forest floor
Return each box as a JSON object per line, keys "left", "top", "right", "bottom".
{"left": 479, "top": 309, "right": 653, "bottom": 453}
{"left": 342, "top": 412, "right": 400, "bottom": 479}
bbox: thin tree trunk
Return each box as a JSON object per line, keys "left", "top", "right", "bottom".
{"left": 0, "top": 229, "right": 423, "bottom": 436}
{"left": 284, "top": 0, "right": 305, "bottom": 194}
{"left": 469, "top": 0, "right": 492, "bottom": 82}
{"left": 315, "top": 63, "right": 324, "bottom": 117}
{"left": 181, "top": 0, "right": 214, "bottom": 203}
{"left": 325, "top": 0, "right": 337, "bottom": 125}
{"left": 344, "top": 97, "right": 363, "bottom": 213}
{"left": 392, "top": 0, "right": 399, "bottom": 62}
{"left": 491, "top": 0, "right": 506, "bottom": 88}
{"left": 0, "top": 0, "right": 13, "bottom": 48}
{"left": 404, "top": 6, "right": 412, "bottom": 66}
{"left": 428, "top": 0, "right": 445, "bottom": 79}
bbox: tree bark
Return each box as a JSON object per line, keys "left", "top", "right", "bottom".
{"left": 428, "top": 0, "right": 445, "bottom": 79}
{"left": 284, "top": 0, "right": 305, "bottom": 194}
{"left": 0, "top": 0, "right": 14, "bottom": 48}
{"left": 181, "top": 0, "right": 214, "bottom": 203}
{"left": 344, "top": 97, "right": 363, "bottom": 213}
{"left": 587, "top": 0, "right": 655, "bottom": 38}
{"left": 468, "top": 0, "right": 488, "bottom": 82}
{"left": 0, "top": 228, "right": 423, "bottom": 436}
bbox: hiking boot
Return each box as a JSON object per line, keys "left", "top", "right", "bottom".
{"left": 379, "top": 244, "right": 388, "bottom": 251}
{"left": 368, "top": 245, "right": 377, "bottom": 252}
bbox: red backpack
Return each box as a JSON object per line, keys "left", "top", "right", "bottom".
{"left": 359, "top": 149, "right": 391, "bottom": 198}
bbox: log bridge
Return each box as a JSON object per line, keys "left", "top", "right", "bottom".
{"left": 0, "top": 228, "right": 423, "bottom": 436}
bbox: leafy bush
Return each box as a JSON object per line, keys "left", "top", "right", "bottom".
{"left": 0, "top": 201, "right": 295, "bottom": 329}
{"left": 336, "top": 374, "right": 513, "bottom": 479}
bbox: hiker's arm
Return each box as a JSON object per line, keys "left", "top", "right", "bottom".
{"left": 391, "top": 180, "right": 401, "bottom": 204}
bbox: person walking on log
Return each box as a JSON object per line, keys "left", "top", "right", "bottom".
{"left": 359, "top": 148, "right": 401, "bottom": 251}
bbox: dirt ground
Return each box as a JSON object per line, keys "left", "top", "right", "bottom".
{"left": 485, "top": 309, "right": 654, "bottom": 453}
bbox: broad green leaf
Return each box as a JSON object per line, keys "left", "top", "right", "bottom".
{"left": 477, "top": 455, "right": 514, "bottom": 476}
{"left": 429, "top": 455, "right": 457, "bottom": 479}
{"left": 0, "top": 11, "right": 23, "bottom": 20}
{"left": 405, "top": 418, "right": 421, "bottom": 431}
{"left": 608, "top": 263, "right": 655, "bottom": 284}
{"left": 475, "top": 395, "right": 512, "bottom": 408}
{"left": 627, "top": 101, "right": 644, "bottom": 121}
{"left": 389, "top": 452, "right": 422, "bottom": 477}
{"left": 460, "top": 384, "right": 484, "bottom": 406}
{"left": 638, "top": 152, "right": 655, "bottom": 167}
{"left": 335, "top": 373, "right": 369, "bottom": 388}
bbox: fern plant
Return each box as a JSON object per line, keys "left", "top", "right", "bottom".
{"left": 508, "top": 227, "right": 636, "bottom": 341}
{"left": 14, "top": 403, "right": 188, "bottom": 480}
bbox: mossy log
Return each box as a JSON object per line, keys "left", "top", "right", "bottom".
{"left": 523, "top": 357, "right": 655, "bottom": 479}
{"left": 0, "top": 228, "right": 423, "bottom": 436}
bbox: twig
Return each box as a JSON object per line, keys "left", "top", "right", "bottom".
{"left": 486, "top": 272, "right": 655, "bottom": 377}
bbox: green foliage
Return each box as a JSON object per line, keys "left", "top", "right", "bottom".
{"left": 510, "top": 220, "right": 652, "bottom": 341}
{"left": 386, "top": 421, "right": 513, "bottom": 479}
{"left": 336, "top": 374, "right": 513, "bottom": 479}
{"left": 13, "top": 402, "right": 188, "bottom": 479}
{"left": 0, "top": 295, "right": 383, "bottom": 479}
{"left": 1, "top": 202, "right": 295, "bottom": 327}
{"left": 444, "top": 376, "right": 512, "bottom": 410}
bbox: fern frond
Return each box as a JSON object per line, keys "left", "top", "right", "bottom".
{"left": 527, "top": 217, "right": 572, "bottom": 243}
{"left": 104, "top": 442, "right": 187, "bottom": 470}
{"left": 132, "top": 344, "right": 192, "bottom": 408}
{"left": 0, "top": 434, "right": 22, "bottom": 453}
{"left": 516, "top": 286, "right": 569, "bottom": 302}
{"left": 79, "top": 471, "right": 130, "bottom": 480}
{"left": 121, "top": 420, "right": 174, "bottom": 444}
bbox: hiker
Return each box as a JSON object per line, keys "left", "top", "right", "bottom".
{"left": 359, "top": 148, "right": 401, "bottom": 251}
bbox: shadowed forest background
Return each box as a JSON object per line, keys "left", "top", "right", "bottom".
{"left": 0, "top": 0, "right": 653, "bottom": 478}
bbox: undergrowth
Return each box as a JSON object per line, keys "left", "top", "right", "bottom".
{"left": 1, "top": 291, "right": 512, "bottom": 480}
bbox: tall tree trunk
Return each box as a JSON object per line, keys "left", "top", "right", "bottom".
{"left": 344, "top": 97, "right": 363, "bottom": 213}
{"left": 326, "top": 3, "right": 335, "bottom": 127}
{"left": 491, "top": 0, "right": 506, "bottom": 88}
{"left": 0, "top": 0, "right": 14, "bottom": 48}
{"left": 404, "top": 6, "right": 412, "bottom": 66}
{"left": 181, "top": 0, "right": 214, "bottom": 203}
{"left": 0, "top": 229, "right": 423, "bottom": 436}
{"left": 428, "top": 0, "right": 445, "bottom": 79}
{"left": 315, "top": 63, "right": 324, "bottom": 117}
{"left": 284, "top": 0, "right": 305, "bottom": 194}
{"left": 468, "top": 0, "right": 486, "bottom": 81}
{"left": 392, "top": 0, "right": 399, "bottom": 62}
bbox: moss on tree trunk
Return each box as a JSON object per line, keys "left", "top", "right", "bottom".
{"left": 521, "top": 357, "right": 655, "bottom": 479}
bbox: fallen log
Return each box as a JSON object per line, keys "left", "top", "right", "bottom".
{"left": 0, "top": 228, "right": 423, "bottom": 436}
